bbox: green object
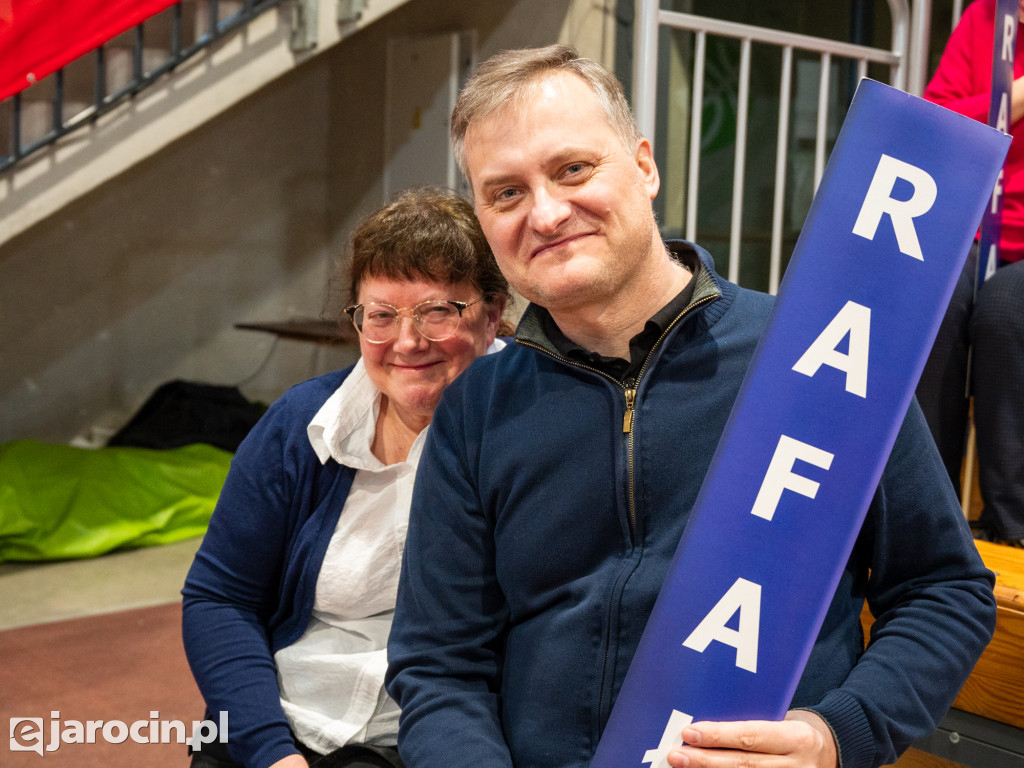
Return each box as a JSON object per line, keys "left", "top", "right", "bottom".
{"left": 0, "top": 440, "right": 232, "bottom": 562}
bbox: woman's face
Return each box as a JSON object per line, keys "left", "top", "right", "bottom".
{"left": 355, "top": 275, "right": 504, "bottom": 426}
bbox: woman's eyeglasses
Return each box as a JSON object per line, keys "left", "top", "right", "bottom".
{"left": 344, "top": 298, "right": 485, "bottom": 343}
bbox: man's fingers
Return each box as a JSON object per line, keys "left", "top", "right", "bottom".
{"left": 670, "top": 714, "right": 837, "bottom": 768}
{"left": 684, "top": 720, "right": 784, "bottom": 752}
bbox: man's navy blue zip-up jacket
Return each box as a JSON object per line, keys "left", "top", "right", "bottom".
{"left": 386, "top": 242, "right": 995, "bottom": 768}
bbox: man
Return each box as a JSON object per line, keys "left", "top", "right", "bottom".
{"left": 385, "top": 45, "right": 995, "bottom": 768}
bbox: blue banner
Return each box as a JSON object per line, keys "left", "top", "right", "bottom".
{"left": 976, "top": 0, "right": 1018, "bottom": 289}
{"left": 589, "top": 79, "right": 1009, "bottom": 768}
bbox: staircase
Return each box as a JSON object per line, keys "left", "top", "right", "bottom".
{"left": 0, "top": 0, "right": 414, "bottom": 246}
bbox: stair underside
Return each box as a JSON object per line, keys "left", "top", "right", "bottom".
{"left": 0, "top": 0, "right": 412, "bottom": 247}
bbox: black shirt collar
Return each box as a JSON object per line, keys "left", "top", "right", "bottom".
{"left": 541, "top": 246, "right": 700, "bottom": 383}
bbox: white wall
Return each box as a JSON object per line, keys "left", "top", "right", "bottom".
{"left": 0, "top": 0, "right": 618, "bottom": 444}
{"left": 0, "top": 59, "right": 346, "bottom": 443}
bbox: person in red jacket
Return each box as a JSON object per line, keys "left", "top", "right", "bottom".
{"left": 917, "top": 0, "right": 1024, "bottom": 547}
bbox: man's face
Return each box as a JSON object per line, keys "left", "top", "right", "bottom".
{"left": 464, "top": 71, "right": 660, "bottom": 313}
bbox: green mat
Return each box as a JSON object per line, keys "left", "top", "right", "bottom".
{"left": 0, "top": 440, "right": 232, "bottom": 563}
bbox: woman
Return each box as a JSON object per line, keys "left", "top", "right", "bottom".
{"left": 182, "top": 188, "right": 510, "bottom": 768}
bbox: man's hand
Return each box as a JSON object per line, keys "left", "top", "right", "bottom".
{"left": 666, "top": 709, "right": 838, "bottom": 768}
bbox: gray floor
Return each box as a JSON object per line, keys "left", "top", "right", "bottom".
{"left": 0, "top": 536, "right": 202, "bottom": 631}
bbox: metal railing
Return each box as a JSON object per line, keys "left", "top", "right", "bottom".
{"left": 0, "top": 0, "right": 288, "bottom": 174}
{"left": 633, "top": 0, "right": 912, "bottom": 293}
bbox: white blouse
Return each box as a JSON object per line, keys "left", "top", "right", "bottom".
{"left": 276, "top": 339, "right": 505, "bottom": 754}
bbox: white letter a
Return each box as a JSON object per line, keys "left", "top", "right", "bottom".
{"left": 792, "top": 301, "right": 871, "bottom": 397}
{"left": 682, "top": 578, "right": 761, "bottom": 673}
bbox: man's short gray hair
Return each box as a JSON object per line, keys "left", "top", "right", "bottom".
{"left": 451, "top": 44, "right": 644, "bottom": 181}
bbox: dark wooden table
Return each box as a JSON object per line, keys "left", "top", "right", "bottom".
{"left": 234, "top": 318, "right": 359, "bottom": 346}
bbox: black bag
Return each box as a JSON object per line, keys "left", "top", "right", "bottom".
{"left": 107, "top": 380, "right": 265, "bottom": 452}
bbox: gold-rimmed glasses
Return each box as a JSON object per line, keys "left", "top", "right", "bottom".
{"left": 343, "top": 298, "right": 485, "bottom": 343}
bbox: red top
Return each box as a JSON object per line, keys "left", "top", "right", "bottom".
{"left": 924, "top": 0, "right": 1024, "bottom": 262}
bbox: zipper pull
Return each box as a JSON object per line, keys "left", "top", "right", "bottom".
{"left": 623, "top": 387, "right": 636, "bottom": 433}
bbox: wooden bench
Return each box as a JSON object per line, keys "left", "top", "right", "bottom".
{"left": 885, "top": 540, "right": 1024, "bottom": 767}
